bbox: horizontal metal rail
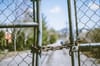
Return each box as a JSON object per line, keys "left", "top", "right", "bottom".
{"left": 0, "top": 22, "right": 38, "bottom": 28}
{"left": 79, "top": 43, "right": 100, "bottom": 51}
{"left": 79, "top": 43, "right": 100, "bottom": 47}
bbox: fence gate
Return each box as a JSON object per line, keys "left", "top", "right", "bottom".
{"left": 0, "top": 0, "right": 100, "bottom": 66}
{"left": 67, "top": 0, "right": 100, "bottom": 66}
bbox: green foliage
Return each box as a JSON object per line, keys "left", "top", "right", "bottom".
{"left": 0, "top": 31, "right": 5, "bottom": 50}
{"left": 16, "top": 31, "right": 25, "bottom": 51}
{"left": 0, "top": 31, "right": 4, "bottom": 38}
{"left": 26, "top": 38, "right": 33, "bottom": 49}
{"left": 42, "top": 16, "right": 49, "bottom": 45}
{"left": 48, "top": 29, "right": 58, "bottom": 44}
{"left": 49, "top": 34, "right": 57, "bottom": 44}
{"left": 42, "top": 16, "right": 58, "bottom": 45}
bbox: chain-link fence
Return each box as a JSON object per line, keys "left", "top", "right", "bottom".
{"left": 0, "top": 0, "right": 41, "bottom": 66}
{"left": 74, "top": 0, "right": 100, "bottom": 66}
{"left": 0, "top": 0, "right": 100, "bottom": 66}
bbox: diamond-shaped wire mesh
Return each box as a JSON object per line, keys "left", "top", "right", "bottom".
{"left": 76, "top": 0, "right": 100, "bottom": 66}
{"left": 0, "top": 0, "right": 34, "bottom": 66}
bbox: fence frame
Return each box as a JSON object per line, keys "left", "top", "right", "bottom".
{"left": 0, "top": 0, "right": 42, "bottom": 66}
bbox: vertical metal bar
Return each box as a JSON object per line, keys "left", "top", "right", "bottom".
{"left": 38, "top": 0, "right": 42, "bottom": 65}
{"left": 32, "top": 0, "right": 36, "bottom": 66}
{"left": 36, "top": 0, "right": 39, "bottom": 46}
{"left": 36, "top": 0, "right": 39, "bottom": 65}
{"left": 67, "top": 0, "right": 75, "bottom": 66}
{"left": 33, "top": 1, "right": 36, "bottom": 22}
{"left": 73, "top": 0, "right": 80, "bottom": 66}
{"left": 74, "top": 0, "right": 78, "bottom": 37}
{"left": 36, "top": 0, "right": 41, "bottom": 66}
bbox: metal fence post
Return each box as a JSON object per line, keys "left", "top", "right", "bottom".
{"left": 67, "top": 0, "right": 75, "bottom": 66}
{"left": 73, "top": 0, "right": 80, "bottom": 66}
{"left": 32, "top": 0, "right": 36, "bottom": 66}
{"left": 31, "top": 0, "right": 39, "bottom": 66}
{"left": 36, "top": 0, "right": 42, "bottom": 66}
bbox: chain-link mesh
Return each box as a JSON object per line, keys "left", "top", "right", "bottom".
{"left": 75, "top": 0, "right": 100, "bottom": 66}
{"left": 1, "top": 0, "right": 100, "bottom": 66}
{"left": 0, "top": 0, "right": 35, "bottom": 66}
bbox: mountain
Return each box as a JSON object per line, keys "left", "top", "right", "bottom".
{"left": 57, "top": 28, "right": 68, "bottom": 34}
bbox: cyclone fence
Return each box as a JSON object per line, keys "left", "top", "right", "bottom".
{"left": 0, "top": 0, "right": 41, "bottom": 66}
{"left": 0, "top": 0, "right": 100, "bottom": 66}
{"left": 70, "top": 0, "right": 100, "bottom": 66}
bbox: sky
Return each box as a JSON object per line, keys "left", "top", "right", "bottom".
{"left": 40, "top": 0, "right": 100, "bottom": 31}
{"left": 41, "top": 0, "right": 68, "bottom": 31}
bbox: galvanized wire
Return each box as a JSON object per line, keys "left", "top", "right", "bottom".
{"left": 0, "top": 0, "right": 100, "bottom": 66}
{"left": 75, "top": 0, "right": 100, "bottom": 66}
{"left": 0, "top": 0, "right": 37, "bottom": 66}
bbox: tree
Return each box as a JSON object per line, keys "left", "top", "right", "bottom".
{"left": 48, "top": 29, "right": 58, "bottom": 44}
{"left": 42, "top": 15, "right": 49, "bottom": 45}
{"left": 16, "top": 31, "right": 25, "bottom": 51}
{"left": 42, "top": 15, "right": 58, "bottom": 45}
{"left": 0, "top": 31, "right": 5, "bottom": 50}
